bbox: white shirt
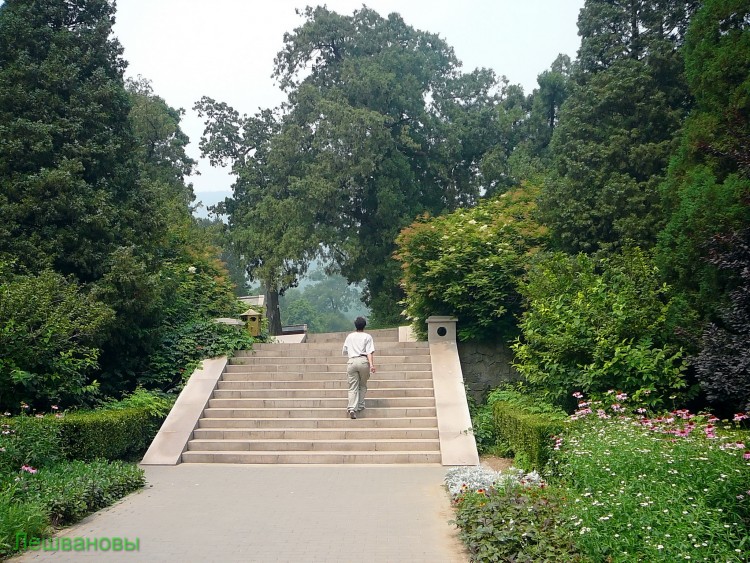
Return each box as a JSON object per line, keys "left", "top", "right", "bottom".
{"left": 342, "top": 331, "right": 375, "bottom": 358}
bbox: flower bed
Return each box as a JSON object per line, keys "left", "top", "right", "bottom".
{"left": 449, "top": 394, "right": 750, "bottom": 562}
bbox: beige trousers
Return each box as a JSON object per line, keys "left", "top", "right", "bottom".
{"left": 346, "top": 356, "right": 370, "bottom": 412}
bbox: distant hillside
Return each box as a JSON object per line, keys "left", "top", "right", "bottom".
{"left": 193, "top": 191, "right": 231, "bottom": 219}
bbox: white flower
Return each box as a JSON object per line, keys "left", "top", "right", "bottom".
{"left": 187, "top": 266, "right": 197, "bottom": 274}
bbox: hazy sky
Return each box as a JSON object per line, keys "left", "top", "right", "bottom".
{"left": 113, "top": 0, "right": 586, "bottom": 193}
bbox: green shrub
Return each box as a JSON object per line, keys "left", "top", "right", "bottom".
{"left": 0, "top": 265, "right": 114, "bottom": 413}
{"left": 143, "top": 319, "right": 256, "bottom": 391}
{"left": 100, "top": 388, "right": 174, "bottom": 446}
{"left": 513, "top": 248, "right": 693, "bottom": 409}
{"left": 57, "top": 408, "right": 155, "bottom": 461}
{"left": 395, "top": 185, "right": 548, "bottom": 341}
{"left": 0, "top": 413, "right": 62, "bottom": 475}
{"left": 493, "top": 401, "right": 565, "bottom": 471}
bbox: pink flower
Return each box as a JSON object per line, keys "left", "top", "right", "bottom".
{"left": 51, "top": 405, "right": 59, "bottom": 411}
{"left": 20, "top": 402, "right": 29, "bottom": 410}
{"left": 615, "top": 392, "right": 628, "bottom": 401}
{"left": 734, "top": 413, "right": 748, "bottom": 423}
{"left": 21, "top": 465, "right": 37, "bottom": 474}
{"left": 572, "top": 392, "right": 584, "bottom": 399}
{"left": 707, "top": 415, "right": 719, "bottom": 423}
{"left": 744, "top": 451, "right": 750, "bottom": 460}
{"left": 611, "top": 403, "right": 624, "bottom": 412}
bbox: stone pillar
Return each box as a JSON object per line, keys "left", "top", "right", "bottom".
{"left": 426, "top": 316, "right": 479, "bottom": 465}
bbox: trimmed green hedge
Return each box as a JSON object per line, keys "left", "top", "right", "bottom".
{"left": 493, "top": 401, "right": 565, "bottom": 471}
{"left": 2, "top": 407, "right": 162, "bottom": 471}
{"left": 57, "top": 408, "right": 157, "bottom": 462}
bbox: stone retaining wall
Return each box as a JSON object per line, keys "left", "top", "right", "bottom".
{"left": 457, "top": 340, "right": 520, "bottom": 402}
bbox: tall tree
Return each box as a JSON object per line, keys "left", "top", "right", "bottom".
{"left": 194, "top": 99, "right": 318, "bottom": 334}
{"left": 0, "top": 0, "right": 160, "bottom": 281}
{"left": 656, "top": 0, "right": 750, "bottom": 323}
{"left": 539, "top": 0, "right": 698, "bottom": 254}
{"left": 200, "top": 6, "right": 510, "bottom": 327}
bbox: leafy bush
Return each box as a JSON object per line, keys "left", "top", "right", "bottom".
{"left": 395, "top": 185, "right": 548, "bottom": 341}
{"left": 0, "top": 265, "right": 114, "bottom": 413}
{"left": 57, "top": 408, "right": 156, "bottom": 462}
{"left": 550, "top": 403, "right": 750, "bottom": 562}
{"left": 0, "top": 412, "right": 62, "bottom": 475}
{"left": 694, "top": 228, "right": 750, "bottom": 412}
{"left": 94, "top": 249, "right": 248, "bottom": 396}
{"left": 144, "top": 319, "right": 257, "bottom": 391}
{"left": 513, "top": 248, "right": 693, "bottom": 409}
{"left": 101, "top": 387, "right": 175, "bottom": 419}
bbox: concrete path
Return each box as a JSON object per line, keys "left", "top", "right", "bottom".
{"left": 13, "top": 464, "right": 468, "bottom": 563}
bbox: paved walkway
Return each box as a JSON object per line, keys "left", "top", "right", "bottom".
{"left": 14, "top": 464, "right": 468, "bottom": 563}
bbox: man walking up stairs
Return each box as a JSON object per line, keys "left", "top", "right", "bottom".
{"left": 342, "top": 316, "right": 377, "bottom": 419}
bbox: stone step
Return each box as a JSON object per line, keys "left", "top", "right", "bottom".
{"left": 180, "top": 326, "right": 444, "bottom": 466}
{"left": 239, "top": 343, "right": 428, "bottom": 355}
{"left": 228, "top": 355, "right": 431, "bottom": 365}
{"left": 180, "top": 451, "right": 441, "bottom": 464}
{"left": 202, "top": 407, "right": 437, "bottom": 418}
{"left": 212, "top": 388, "right": 434, "bottom": 399}
{"left": 192, "top": 428, "right": 439, "bottom": 440}
{"left": 197, "top": 417, "right": 438, "bottom": 429}
{"left": 186, "top": 438, "right": 440, "bottom": 452}
{"left": 222, "top": 363, "right": 432, "bottom": 374}
{"left": 304, "top": 329, "right": 400, "bottom": 343}
{"left": 206, "top": 397, "right": 436, "bottom": 409}
{"left": 220, "top": 369, "right": 431, "bottom": 380}
{"left": 216, "top": 379, "right": 434, "bottom": 390}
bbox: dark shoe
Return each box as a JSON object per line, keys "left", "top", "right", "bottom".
{"left": 348, "top": 410, "right": 357, "bottom": 419}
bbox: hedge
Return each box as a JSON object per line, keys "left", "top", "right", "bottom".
{"left": 2, "top": 407, "right": 162, "bottom": 470}
{"left": 57, "top": 408, "right": 159, "bottom": 462}
{"left": 492, "top": 401, "right": 565, "bottom": 471}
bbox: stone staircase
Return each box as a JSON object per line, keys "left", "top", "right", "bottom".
{"left": 180, "top": 328, "right": 442, "bottom": 464}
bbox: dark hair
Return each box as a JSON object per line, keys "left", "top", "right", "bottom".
{"left": 354, "top": 316, "right": 367, "bottom": 331}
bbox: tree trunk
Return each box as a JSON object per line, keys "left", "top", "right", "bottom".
{"left": 265, "top": 288, "right": 282, "bottom": 335}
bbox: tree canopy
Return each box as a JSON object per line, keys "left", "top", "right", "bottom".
{"left": 196, "top": 5, "right": 523, "bottom": 328}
